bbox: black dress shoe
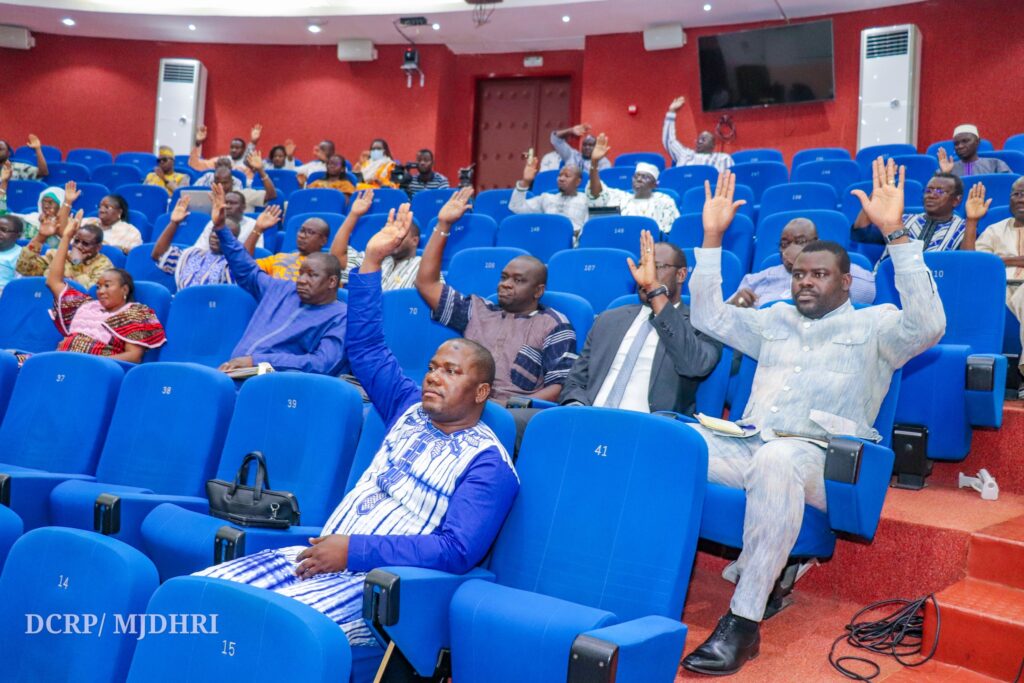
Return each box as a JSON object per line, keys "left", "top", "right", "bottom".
{"left": 681, "top": 611, "right": 760, "bottom": 676}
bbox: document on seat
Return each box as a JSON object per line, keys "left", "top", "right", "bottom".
{"left": 224, "top": 362, "right": 275, "bottom": 380}
{"left": 695, "top": 413, "right": 759, "bottom": 438}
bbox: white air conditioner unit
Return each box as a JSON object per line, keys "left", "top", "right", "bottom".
{"left": 0, "top": 25, "right": 35, "bottom": 50}
{"left": 857, "top": 24, "right": 921, "bottom": 149}
{"left": 153, "top": 59, "right": 207, "bottom": 156}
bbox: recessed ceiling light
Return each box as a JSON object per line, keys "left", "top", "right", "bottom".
{"left": 61, "top": 17, "right": 76, "bottom": 26}
{"left": 432, "top": 23, "right": 441, "bottom": 30}
{"left": 188, "top": 24, "right": 196, "bottom": 31}
{"left": 562, "top": 15, "right": 571, "bottom": 23}
{"left": 307, "top": 24, "right": 322, "bottom": 34}
{"left": 703, "top": 3, "right": 712, "bottom": 10}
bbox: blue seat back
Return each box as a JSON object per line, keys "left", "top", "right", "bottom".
{"left": 668, "top": 212, "right": 755, "bottom": 273}
{"left": 75, "top": 182, "right": 112, "bottom": 214}
{"left": 1004, "top": 134, "right": 1024, "bottom": 153}
{"left": 114, "top": 152, "right": 158, "bottom": 176}
{"left": 445, "top": 246, "right": 529, "bottom": 298}
{"left": 598, "top": 166, "right": 636, "bottom": 191}
{"left": 0, "top": 353, "right": 123, "bottom": 472}
{"left": 215, "top": 374, "right": 363, "bottom": 526}
{"left": 13, "top": 144, "right": 62, "bottom": 163}
{"left": 100, "top": 244, "right": 126, "bottom": 268}
{"left": 614, "top": 152, "right": 666, "bottom": 170}
{"left": 731, "top": 161, "right": 789, "bottom": 203}
{"left": 95, "top": 363, "right": 234, "bottom": 493}
{"left": 280, "top": 212, "right": 346, "bottom": 253}
{"left": 892, "top": 154, "right": 940, "bottom": 188}
{"left": 117, "top": 184, "right": 170, "bottom": 223}
{"left": 732, "top": 148, "right": 784, "bottom": 164}
{"left": 925, "top": 139, "right": 995, "bottom": 159}
{"left": 132, "top": 281, "right": 172, "bottom": 324}
{"left": 758, "top": 182, "right": 839, "bottom": 223}
{"left": 126, "top": 576, "right": 350, "bottom": 683}
{"left": 548, "top": 247, "right": 636, "bottom": 312}
{"left": 981, "top": 150, "right": 1024, "bottom": 174}
{"left": 842, "top": 179, "right": 923, "bottom": 223}
{"left": 875, "top": 251, "right": 1006, "bottom": 353}
{"left": 411, "top": 188, "right": 457, "bottom": 226}
{"left": 855, "top": 144, "right": 918, "bottom": 177}
{"left": 491, "top": 407, "right": 708, "bottom": 620}
{"left": 980, "top": 205, "right": 1013, "bottom": 235}
{"left": 5, "top": 180, "right": 47, "bottom": 213}
{"left": 659, "top": 165, "right": 719, "bottom": 199}
{"left": 91, "top": 164, "right": 143, "bottom": 191}
{"left": 125, "top": 243, "right": 178, "bottom": 294}
{"left": 382, "top": 288, "right": 458, "bottom": 382}
{"left": 473, "top": 189, "right": 525, "bottom": 225}
{"left": 791, "top": 147, "right": 851, "bottom": 170}
{"left": 347, "top": 212, "right": 394, "bottom": 252}
{"left": 151, "top": 211, "right": 211, "bottom": 247}
{"left": 530, "top": 169, "right": 562, "bottom": 194}
{"left": 753, "top": 209, "right": 851, "bottom": 268}
{"left": 681, "top": 248, "right": 743, "bottom": 299}
{"left": 66, "top": 148, "right": 113, "bottom": 171}
{"left": 0, "top": 528, "right": 158, "bottom": 683}
{"left": 367, "top": 187, "right": 409, "bottom": 215}
{"left": 43, "top": 162, "right": 91, "bottom": 185}
{"left": 496, "top": 214, "right": 574, "bottom": 263}
{"left": 791, "top": 159, "right": 862, "bottom": 199}
{"left": 578, "top": 215, "right": 657, "bottom": 256}
{"left": 961, "top": 174, "right": 1022, "bottom": 209}
{"left": 254, "top": 169, "right": 300, "bottom": 198}
{"left": 682, "top": 182, "right": 756, "bottom": 220}
{"left": 287, "top": 188, "right": 346, "bottom": 217}
{"left": 0, "top": 353, "right": 17, "bottom": 425}
{"left": 0, "top": 277, "right": 63, "bottom": 352}
{"left": 427, "top": 214, "right": 498, "bottom": 269}
{"left": 158, "top": 285, "right": 257, "bottom": 366}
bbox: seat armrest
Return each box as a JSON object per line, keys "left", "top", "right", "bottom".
{"left": 965, "top": 353, "right": 1006, "bottom": 428}
{"left": 0, "top": 470, "right": 95, "bottom": 530}
{"left": 575, "top": 616, "right": 688, "bottom": 683}
{"left": 823, "top": 438, "right": 893, "bottom": 539}
{"left": 362, "top": 566, "right": 495, "bottom": 677}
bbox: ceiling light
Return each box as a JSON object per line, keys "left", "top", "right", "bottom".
{"left": 432, "top": 23, "right": 441, "bottom": 30}
{"left": 61, "top": 17, "right": 76, "bottom": 26}
{"left": 703, "top": 3, "right": 712, "bottom": 10}
{"left": 562, "top": 15, "right": 571, "bottom": 23}
{"left": 307, "top": 24, "right": 322, "bottom": 34}
{"left": 188, "top": 24, "right": 196, "bottom": 31}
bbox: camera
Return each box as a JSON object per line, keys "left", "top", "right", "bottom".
{"left": 457, "top": 163, "right": 475, "bottom": 188}
{"left": 390, "top": 162, "right": 418, "bottom": 188}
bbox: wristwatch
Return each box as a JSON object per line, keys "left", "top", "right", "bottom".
{"left": 646, "top": 285, "right": 669, "bottom": 300}
{"left": 885, "top": 227, "right": 912, "bottom": 243}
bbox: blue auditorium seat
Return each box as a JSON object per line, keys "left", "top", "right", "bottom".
{"left": 382, "top": 288, "right": 458, "bottom": 382}
{"left": 981, "top": 150, "right": 1024, "bottom": 174}
{"left": 99, "top": 244, "right": 126, "bottom": 268}
{"left": 66, "top": 148, "right": 114, "bottom": 171}
{"left": 660, "top": 165, "right": 719, "bottom": 200}
{"left": 280, "top": 212, "right": 347, "bottom": 253}
{"left": 91, "top": 163, "right": 143, "bottom": 191}
{"left": 140, "top": 374, "right": 363, "bottom": 580}
{"left": 366, "top": 187, "right": 409, "bottom": 214}
{"left": 0, "top": 528, "right": 158, "bottom": 683}
{"left": 791, "top": 147, "right": 851, "bottom": 170}
{"left": 346, "top": 212, "right": 396, "bottom": 252}
{"left": 125, "top": 243, "right": 179, "bottom": 294}
{"left": 0, "top": 505, "right": 22, "bottom": 570}
{"left": 5, "top": 179, "right": 46, "bottom": 212}
{"left": 925, "top": 138, "right": 995, "bottom": 159}
{"left": 13, "top": 144, "right": 61, "bottom": 163}
{"left": 0, "top": 277, "right": 62, "bottom": 352}
{"left": 496, "top": 213, "right": 574, "bottom": 262}
{"left": 127, "top": 576, "right": 354, "bottom": 683}
{"left": 1004, "top": 134, "right": 1024, "bottom": 153}
{"left": 115, "top": 152, "right": 158, "bottom": 176}
{"left": 791, "top": 159, "right": 862, "bottom": 199}
{"left": 530, "top": 169, "right": 562, "bottom": 194}
{"left": 445, "top": 246, "right": 529, "bottom": 298}
{"left": 117, "top": 183, "right": 170, "bottom": 223}
{"left": 615, "top": 152, "right": 667, "bottom": 170}
{"left": 157, "top": 284, "right": 257, "bottom": 366}
{"left": 363, "top": 407, "right": 706, "bottom": 682}
{"left": 287, "top": 188, "right": 347, "bottom": 216}
{"left": 842, "top": 179, "right": 924, "bottom": 224}
{"left": 427, "top": 214, "right": 498, "bottom": 269}
{"left": 667, "top": 212, "right": 755, "bottom": 274}
{"left": 548, "top": 247, "right": 636, "bottom": 312}
{"left": 0, "top": 352, "right": 17, "bottom": 424}
{"left": 578, "top": 215, "right": 657, "bottom": 256}
{"left": 150, "top": 210, "right": 211, "bottom": 246}
{"left": 855, "top": 144, "right": 918, "bottom": 177}
{"left": 682, "top": 183, "right": 756, "bottom": 222}
{"left": 753, "top": 210, "right": 851, "bottom": 268}
{"left": 254, "top": 168, "right": 300, "bottom": 198}
{"left": 1006, "top": 309, "right": 1022, "bottom": 356}
{"left": 473, "top": 188, "right": 528, "bottom": 225}
{"left": 732, "top": 148, "right": 784, "bottom": 164}
{"left": 757, "top": 182, "right": 839, "bottom": 223}
{"left": 961, "top": 173, "right": 1022, "bottom": 208}
{"left": 679, "top": 248, "right": 743, "bottom": 300}
{"left": 731, "top": 161, "right": 789, "bottom": 204}
{"left": 133, "top": 280, "right": 172, "bottom": 324}
{"left": 980, "top": 205, "right": 1013, "bottom": 234}
{"left": 75, "top": 181, "right": 111, "bottom": 213}
{"left": 599, "top": 165, "right": 636, "bottom": 191}
{"left": 230, "top": 169, "right": 247, "bottom": 187}
{"left": 42, "top": 161, "right": 91, "bottom": 185}
{"left": 892, "top": 154, "right": 940, "bottom": 187}
{"left": 411, "top": 187, "right": 457, "bottom": 226}
{"left": 48, "top": 362, "right": 235, "bottom": 549}
{"left": 485, "top": 290, "right": 594, "bottom": 354}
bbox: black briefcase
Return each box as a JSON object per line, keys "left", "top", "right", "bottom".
{"left": 206, "top": 451, "right": 300, "bottom": 529}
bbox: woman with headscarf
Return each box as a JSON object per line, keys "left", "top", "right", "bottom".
{"left": 353, "top": 138, "right": 399, "bottom": 189}
{"left": 82, "top": 191, "right": 143, "bottom": 254}
{"left": 17, "top": 184, "right": 64, "bottom": 248}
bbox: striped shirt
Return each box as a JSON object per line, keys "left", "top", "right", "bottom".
{"left": 433, "top": 285, "right": 577, "bottom": 401}
{"left": 345, "top": 248, "right": 425, "bottom": 290}
{"left": 876, "top": 212, "right": 966, "bottom": 269}
{"left": 406, "top": 171, "right": 450, "bottom": 197}
{"left": 662, "top": 113, "right": 734, "bottom": 173}
{"left": 588, "top": 186, "right": 680, "bottom": 234}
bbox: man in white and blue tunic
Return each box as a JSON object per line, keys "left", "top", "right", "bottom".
{"left": 196, "top": 204, "right": 520, "bottom": 680}
{"left": 681, "top": 162, "right": 945, "bottom": 676}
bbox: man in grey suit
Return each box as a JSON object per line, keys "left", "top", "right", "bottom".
{"left": 560, "top": 230, "right": 722, "bottom": 414}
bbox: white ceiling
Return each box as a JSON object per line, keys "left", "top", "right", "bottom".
{"left": 0, "top": 0, "right": 925, "bottom": 53}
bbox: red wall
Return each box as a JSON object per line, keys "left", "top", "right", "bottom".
{"left": 1, "top": 0, "right": 1021, "bottom": 174}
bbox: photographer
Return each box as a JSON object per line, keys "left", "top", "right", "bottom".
{"left": 402, "top": 149, "right": 450, "bottom": 198}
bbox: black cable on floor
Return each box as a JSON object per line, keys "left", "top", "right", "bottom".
{"left": 827, "top": 594, "right": 940, "bottom": 681}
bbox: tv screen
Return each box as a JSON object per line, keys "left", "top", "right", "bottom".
{"left": 698, "top": 20, "right": 835, "bottom": 112}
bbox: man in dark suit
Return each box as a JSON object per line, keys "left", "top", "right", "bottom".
{"left": 560, "top": 230, "right": 722, "bottom": 414}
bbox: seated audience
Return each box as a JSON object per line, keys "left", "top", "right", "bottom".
{"left": 0, "top": 214, "right": 23, "bottom": 294}
{"left": 663, "top": 96, "right": 734, "bottom": 173}
{"left": 550, "top": 123, "right": 610, "bottom": 170}
{"left": 730, "top": 217, "right": 876, "bottom": 308}
{"left": 195, "top": 206, "right": 518, "bottom": 677}
{"left": 354, "top": 138, "right": 399, "bottom": 189}
{"left": 307, "top": 154, "right": 356, "bottom": 197}
{"left": 250, "top": 211, "right": 331, "bottom": 283}
{"left": 587, "top": 134, "right": 680, "bottom": 234}
{"left": 0, "top": 134, "right": 49, "bottom": 180}
{"left": 189, "top": 124, "right": 257, "bottom": 183}
{"left": 680, "top": 163, "right": 944, "bottom": 676}
{"left": 510, "top": 157, "right": 589, "bottom": 242}
{"left": 331, "top": 190, "right": 426, "bottom": 290}
{"left": 81, "top": 190, "right": 143, "bottom": 254}
{"left": 296, "top": 139, "right": 335, "bottom": 186}
{"left": 561, "top": 231, "right": 721, "bottom": 413}
{"left": 938, "top": 124, "right": 1012, "bottom": 177}
{"left": 17, "top": 183, "right": 113, "bottom": 288}
{"left": 16, "top": 185, "right": 63, "bottom": 248}
{"left": 192, "top": 171, "right": 264, "bottom": 249}
{"left": 267, "top": 143, "right": 295, "bottom": 170}
{"left": 853, "top": 171, "right": 969, "bottom": 266}
{"left": 417, "top": 189, "right": 578, "bottom": 404}
{"left": 143, "top": 146, "right": 190, "bottom": 195}
{"left": 192, "top": 157, "right": 242, "bottom": 190}
{"left": 209, "top": 185, "right": 347, "bottom": 376}
{"left": 237, "top": 151, "right": 278, "bottom": 208}
{"left": 404, "top": 148, "right": 450, "bottom": 197}
{"left": 45, "top": 208, "right": 165, "bottom": 362}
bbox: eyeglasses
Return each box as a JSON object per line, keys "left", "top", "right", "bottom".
{"left": 71, "top": 237, "right": 99, "bottom": 248}
{"left": 779, "top": 237, "right": 812, "bottom": 249}
{"left": 1010, "top": 191, "right": 1024, "bottom": 199}
{"left": 924, "top": 187, "right": 951, "bottom": 197}
{"left": 655, "top": 262, "right": 683, "bottom": 271}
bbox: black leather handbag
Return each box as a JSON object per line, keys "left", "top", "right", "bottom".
{"left": 206, "top": 451, "right": 300, "bottom": 529}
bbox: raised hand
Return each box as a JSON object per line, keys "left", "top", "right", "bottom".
{"left": 284, "top": 139, "right": 296, "bottom": 157}
{"left": 702, "top": 170, "right": 747, "bottom": 241}
{"left": 937, "top": 147, "right": 954, "bottom": 174}
{"left": 626, "top": 230, "right": 660, "bottom": 291}
{"left": 64, "top": 180, "right": 81, "bottom": 205}
{"left": 590, "top": 134, "right": 611, "bottom": 162}
{"left": 523, "top": 156, "right": 540, "bottom": 183}
{"left": 250, "top": 123, "right": 262, "bottom": 143}
{"left": 38, "top": 215, "right": 60, "bottom": 239}
{"left": 170, "top": 195, "right": 191, "bottom": 223}
{"left": 27, "top": 134, "right": 41, "bottom": 150}
{"left": 195, "top": 125, "right": 208, "bottom": 144}
{"left": 571, "top": 123, "right": 591, "bottom": 137}
{"left": 669, "top": 96, "right": 686, "bottom": 112}
{"left": 348, "top": 189, "right": 374, "bottom": 217}
{"left": 436, "top": 186, "right": 474, "bottom": 225}
{"left": 255, "top": 204, "right": 282, "bottom": 232}
{"left": 850, "top": 156, "right": 906, "bottom": 237}
{"left": 210, "top": 183, "right": 226, "bottom": 226}
{"left": 365, "top": 204, "right": 415, "bottom": 261}
{"left": 965, "top": 181, "right": 992, "bottom": 221}
{"left": 0, "top": 161, "right": 11, "bottom": 185}
{"left": 246, "top": 149, "right": 264, "bottom": 172}
{"left": 63, "top": 209, "right": 84, "bottom": 240}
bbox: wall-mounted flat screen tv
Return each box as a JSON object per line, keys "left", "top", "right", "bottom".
{"left": 698, "top": 19, "right": 835, "bottom": 112}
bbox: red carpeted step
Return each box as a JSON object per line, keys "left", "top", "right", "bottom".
{"left": 931, "top": 402, "right": 1024, "bottom": 495}
{"left": 968, "top": 515, "right": 1024, "bottom": 590}
{"left": 922, "top": 577, "right": 1024, "bottom": 681}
